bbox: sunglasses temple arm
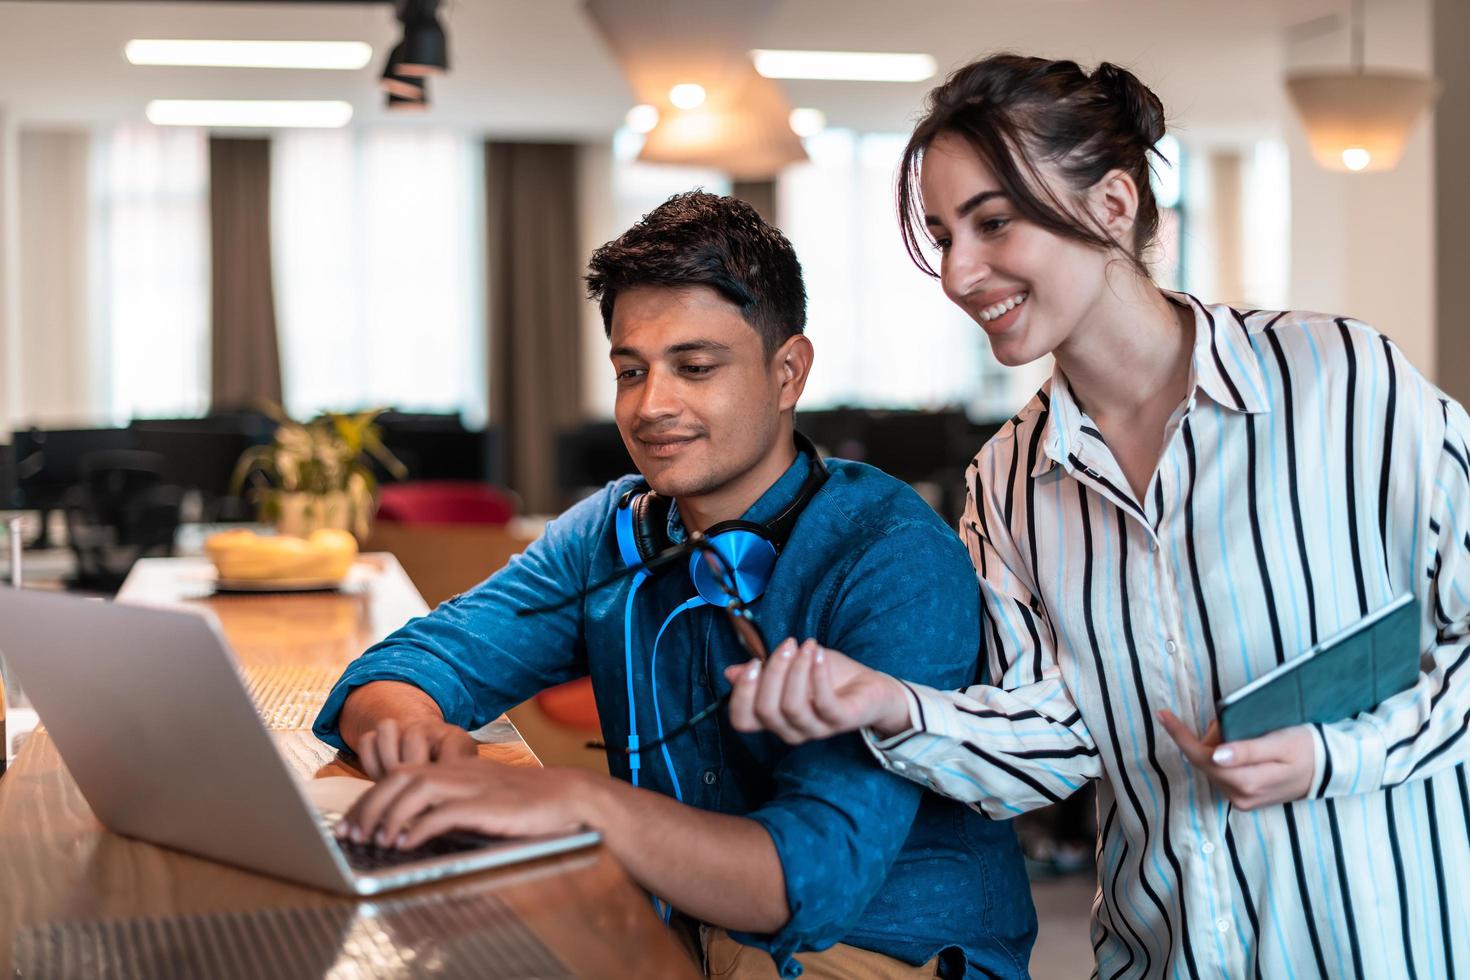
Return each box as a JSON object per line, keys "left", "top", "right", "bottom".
{"left": 518, "top": 535, "right": 706, "bottom": 616}
{"left": 586, "top": 693, "right": 732, "bottom": 754}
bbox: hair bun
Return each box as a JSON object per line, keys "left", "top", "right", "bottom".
{"left": 1092, "top": 62, "right": 1166, "bottom": 146}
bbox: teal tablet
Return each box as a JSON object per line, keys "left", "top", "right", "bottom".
{"left": 1215, "top": 592, "right": 1422, "bottom": 743}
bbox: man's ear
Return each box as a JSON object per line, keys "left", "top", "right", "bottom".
{"left": 774, "top": 334, "right": 814, "bottom": 412}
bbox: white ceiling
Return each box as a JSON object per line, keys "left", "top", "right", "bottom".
{"left": 0, "top": 0, "right": 1414, "bottom": 138}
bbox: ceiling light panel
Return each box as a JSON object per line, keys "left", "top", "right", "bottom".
{"left": 145, "top": 100, "right": 354, "bottom": 128}
{"left": 750, "top": 49, "right": 937, "bottom": 82}
{"left": 126, "top": 40, "right": 373, "bottom": 70}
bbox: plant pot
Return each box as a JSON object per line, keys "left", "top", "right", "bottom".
{"left": 272, "top": 491, "right": 354, "bottom": 538}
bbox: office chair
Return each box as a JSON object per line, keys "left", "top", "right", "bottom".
{"left": 62, "top": 450, "right": 183, "bottom": 593}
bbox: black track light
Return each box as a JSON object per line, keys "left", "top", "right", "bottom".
{"left": 379, "top": 43, "right": 425, "bottom": 98}
{"left": 386, "top": 91, "right": 429, "bottom": 113}
{"left": 396, "top": 0, "right": 448, "bottom": 77}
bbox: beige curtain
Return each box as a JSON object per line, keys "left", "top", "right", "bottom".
{"left": 731, "top": 179, "right": 777, "bottom": 225}
{"left": 209, "top": 137, "right": 282, "bottom": 412}
{"left": 485, "top": 142, "right": 583, "bottom": 513}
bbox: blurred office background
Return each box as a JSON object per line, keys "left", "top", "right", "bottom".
{"left": 0, "top": 1, "right": 1461, "bottom": 971}
{"left": 0, "top": 0, "right": 1461, "bottom": 528}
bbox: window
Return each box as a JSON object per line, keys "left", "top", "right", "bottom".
{"left": 89, "top": 126, "right": 210, "bottom": 421}
{"left": 777, "top": 130, "right": 1045, "bottom": 421}
{"left": 578, "top": 130, "right": 732, "bottom": 416}
{"left": 271, "top": 129, "right": 486, "bottom": 425}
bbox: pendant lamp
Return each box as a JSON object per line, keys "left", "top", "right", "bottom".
{"left": 1284, "top": 0, "right": 1439, "bottom": 173}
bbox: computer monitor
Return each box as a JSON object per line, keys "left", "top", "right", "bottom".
{"left": 862, "top": 409, "right": 970, "bottom": 484}
{"left": 555, "top": 421, "right": 634, "bottom": 505}
{"left": 12, "top": 427, "right": 139, "bottom": 512}
{"left": 375, "top": 413, "right": 499, "bottom": 484}
{"left": 11, "top": 427, "right": 139, "bottom": 547}
{"left": 0, "top": 442, "right": 16, "bottom": 509}
{"left": 794, "top": 408, "right": 870, "bottom": 461}
{"left": 130, "top": 423, "right": 256, "bottom": 500}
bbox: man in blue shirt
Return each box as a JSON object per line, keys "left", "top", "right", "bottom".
{"left": 314, "top": 192, "right": 1034, "bottom": 978}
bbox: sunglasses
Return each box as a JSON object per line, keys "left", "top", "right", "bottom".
{"left": 591, "top": 536, "right": 769, "bottom": 757}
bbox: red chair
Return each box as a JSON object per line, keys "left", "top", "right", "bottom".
{"left": 535, "top": 677, "right": 601, "bottom": 730}
{"left": 376, "top": 481, "right": 516, "bottom": 526}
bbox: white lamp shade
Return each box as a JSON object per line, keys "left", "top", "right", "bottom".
{"left": 586, "top": 0, "right": 805, "bottom": 178}
{"left": 1285, "top": 70, "right": 1440, "bottom": 173}
{"left": 638, "top": 72, "right": 807, "bottom": 178}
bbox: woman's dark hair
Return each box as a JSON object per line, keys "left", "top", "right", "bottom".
{"left": 897, "top": 54, "right": 1169, "bottom": 278}
{"left": 586, "top": 190, "right": 806, "bottom": 357}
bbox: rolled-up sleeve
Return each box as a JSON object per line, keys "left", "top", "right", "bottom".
{"left": 312, "top": 485, "right": 612, "bottom": 749}
{"left": 865, "top": 461, "right": 1101, "bottom": 818}
{"left": 729, "top": 519, "right": 985, "bottom": 973}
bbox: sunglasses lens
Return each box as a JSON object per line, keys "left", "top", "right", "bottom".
{"left": 727, "top": 610, "right": 768, "bottom": 661}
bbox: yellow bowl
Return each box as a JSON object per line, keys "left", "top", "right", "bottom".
{"left": 205, "top": 529, "right": 358, "bottom": 584}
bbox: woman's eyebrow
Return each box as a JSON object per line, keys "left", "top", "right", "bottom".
{"left": 924, "top": 190, "right": 1006, "bottom": 228}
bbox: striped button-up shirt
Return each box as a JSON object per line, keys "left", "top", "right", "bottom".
{"left": 869, "top": 293, "right": 1470, "bottom": 978}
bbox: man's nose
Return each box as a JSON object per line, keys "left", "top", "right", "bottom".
{"left": 636, "top": 366, "right": 681, "bottom": 421}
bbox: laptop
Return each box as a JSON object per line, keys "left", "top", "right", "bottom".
{"left": 0, "top": 587, "right": 600, "bottom": 895}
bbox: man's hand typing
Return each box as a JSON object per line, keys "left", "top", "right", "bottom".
{"left": 340, "top": 680, "right": 477, "bottom": 778}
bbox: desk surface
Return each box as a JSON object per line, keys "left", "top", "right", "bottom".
{"left": 0, "top": 555, "right": 696, "bottom": 977}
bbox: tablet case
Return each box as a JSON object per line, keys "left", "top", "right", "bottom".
{"left": 1216, "top": 593, "right": 1421, "bottom": 743}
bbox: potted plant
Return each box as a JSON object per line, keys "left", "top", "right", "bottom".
{"left": 231, "top": 407, "right": 407, "bottom": 540}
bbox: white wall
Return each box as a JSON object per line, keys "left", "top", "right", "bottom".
{"left": 0, "top": 108, "right": 19, "bottom": 439}
{"left": 576, "top": 141, "right": 617, "bottom": 419}
{"left": 1285, "top": 0, "right": 1436, "bottom": 377}
{"left": 17, "top": 130, "right": 95, "bottom": 426}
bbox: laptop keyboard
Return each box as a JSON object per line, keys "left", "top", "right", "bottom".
{"left": 318, "top": 811, "right": 502, "bottom": 874}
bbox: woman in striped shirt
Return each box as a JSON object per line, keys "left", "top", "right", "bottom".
{"left": 726, "top": 54, "right": 1469, "bottom": 978}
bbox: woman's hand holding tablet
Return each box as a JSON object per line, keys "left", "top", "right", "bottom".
{"left": 1156, "top": 711, "right": 1317, "bottom": 811}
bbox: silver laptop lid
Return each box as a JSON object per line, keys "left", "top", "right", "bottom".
{"left": 0, "top": 588, "right": 353, "bottom": 892}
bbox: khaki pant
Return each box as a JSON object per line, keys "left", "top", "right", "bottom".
{"left": 679, "top": 924, "right": 941, "bottom": 979}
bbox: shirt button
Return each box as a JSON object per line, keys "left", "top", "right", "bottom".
{"left": 1202, "top": 841, "right": 1215, "bottom": 855}
{"left": 1150, "top": 541, "right": 1160, "bottom": 553}
{"left": 702, "top": 769, "right": 718, "bottom": 786}
{"left": 697, "top": 672, "right": 710, "bottom": 688}
{"left": 891, "top": 761, "right": 908, "bottom": 773}
{"left": 1216, "top": 918, "right": 1231, "bottom": 934}
{"left": 1166, "top": 639, "right": 1178, "bottom": 655}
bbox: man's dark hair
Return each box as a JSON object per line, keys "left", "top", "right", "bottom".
{"left": 585, "top": 191, "right": 806, "bottom": 357}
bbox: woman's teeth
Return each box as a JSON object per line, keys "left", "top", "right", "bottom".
{"left": 978, "top": 291, "right": 1028, "bottom": 323}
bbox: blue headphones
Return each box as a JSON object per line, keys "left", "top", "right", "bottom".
{"left": 611, "top": 432, "right": 829, "bottom": 802}
{"left": 615, "top": 432, "right": 829, "bottom": 608}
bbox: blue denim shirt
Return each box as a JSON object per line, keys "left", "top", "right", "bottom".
{"left": 314, "top": 451, "right": 1036, "bottom": 978}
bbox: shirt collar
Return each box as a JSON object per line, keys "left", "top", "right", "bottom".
{"left": 1032, "top": 291, "right": 1270, "bottom": 478}
{"left": 667, "top": 442, "right": 814, "bottom": 542}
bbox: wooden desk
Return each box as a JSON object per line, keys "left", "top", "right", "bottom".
{"left": 0, "top": 556, "right": 696, "bottom": 977}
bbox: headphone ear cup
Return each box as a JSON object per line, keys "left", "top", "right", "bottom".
{"left": 614, "top": 493, "right": 644, "bottom": 570}
{"left": 631, "top": 492, "right": 668, "bottom": 562}
{"left": 690, "top": 529, "right": 778, "bottom": 607}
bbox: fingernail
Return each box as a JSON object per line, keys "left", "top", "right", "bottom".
{"left": 814, "top": 647, "right": 824, "bottom": 663}
{"left": 351, "top": 827, "right": 365, "bottom": 844}
{"left": 1212, "top": 747, "right": 1234, "bottom": 765}
{"left": 395, "top": 832, "right": 408, "bottom": 849}
{"left": 333, "top": 820, "right": 347, "bottom": 837}
{"left": 375, "top": 830, "right": 389, "bottom": 847}
{"left": 746, "top": 662, "right": 762, "bottom": 680}
{"left": 781, "top": 643, "right": 795, "bottom": 659}
{"left": 777, "top": 638, "right": 797, "bottom": 656}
